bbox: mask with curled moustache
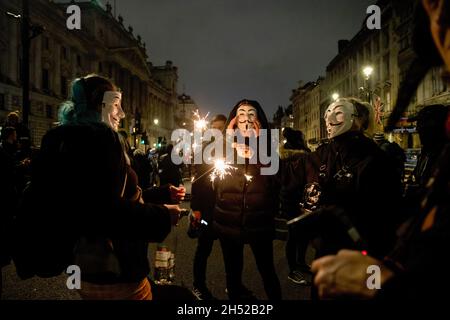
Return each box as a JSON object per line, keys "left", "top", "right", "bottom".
{"left": 236, "top": 104, "right": 258, "bottom": 137}
{"left": 324, "top": 100, "right": 358, "bottom": 139}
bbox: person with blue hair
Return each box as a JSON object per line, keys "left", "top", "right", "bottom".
{"left": 14, "top": 74, "right": 187, "bottom": 300}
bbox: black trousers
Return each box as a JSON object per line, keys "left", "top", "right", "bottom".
{"left": 192, "top": 229, "right": 216, "bottom": 289}
{"left": 285, "top": 223, "right": 312, "bottom": 273}
{"left": 219, "top": 237, "right": 281, "bottom": 300}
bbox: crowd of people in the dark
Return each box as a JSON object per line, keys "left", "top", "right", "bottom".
{"left": 1, "top": 0, "right": 449, "bottom": 301}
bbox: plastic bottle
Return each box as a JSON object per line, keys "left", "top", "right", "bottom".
{"left": 154, "top": 244, "right": 171, "bottom": 284}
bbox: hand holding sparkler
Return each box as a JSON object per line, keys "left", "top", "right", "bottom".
{"left": 190, "top": 159, "right": 237, "bottom": 184}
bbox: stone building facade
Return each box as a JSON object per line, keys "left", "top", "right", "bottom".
{"left": 0, "top": 0, "right": 179, "bottom": 148}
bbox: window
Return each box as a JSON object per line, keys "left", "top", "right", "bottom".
{"left": 43, "top": 37, "right": 49, "bottom": 50}
{"left": 42, "top": 69, "right": 50, "bottom": 92}
{"left": 373, "top": 34, "right": 380, "bottom": 55}
{"left": 46, "top": 105, "right": 53, "bottom": 119}
{"left": 61, "top": 76, "right": 67, "bottom": 97}
{"left": 0, "top": 93, "right": 5, "bottom": 110}
{"left": 382, "top": 29, "right": 390, "bottom": 48}
{"left": 109, "top": 64, "right": 113, "bottom": 78}
{"left": 383, "top": 54, "right": 390, "bottom": 81}
{"left": 61, "top": 46, "right": 67, "bottom": 60}
{"left": 365, "top": 42, "right": 371, "bottom": 60}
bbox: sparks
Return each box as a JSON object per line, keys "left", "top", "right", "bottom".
{"left": 193, "top": 110, "right": 209, "bottom": 131}
{"left": 209, "top": 159, "right": 237, "bottom": 182}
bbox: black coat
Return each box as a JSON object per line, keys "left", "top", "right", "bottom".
{"left": 13, "top": 123, "right": 171, "bottom": 282}
{"left": 213, "top": 100, "right": 279, "bottom": 243}
{"left": 283, "top": 131, "right": 403, "bottom": 258}
{"left": 213, "top": 163, "right": 279, "bottom": 242}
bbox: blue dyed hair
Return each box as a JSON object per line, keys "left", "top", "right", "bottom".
{"left": 58, "top": 75, "right": 116, "bottom": 126}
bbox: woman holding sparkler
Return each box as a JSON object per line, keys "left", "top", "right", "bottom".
{"left": 13, "top": 75, "right": 183, "bottom": 300}
{"left": 212, "top": 99, "right": 281, "bottom": 301}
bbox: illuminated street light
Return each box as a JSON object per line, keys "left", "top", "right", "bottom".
{"left": 332, "top": 93, "right": 340, "bottom": 101}
{"left": 362, "top": 66, "right": 374, "bottom": 104}
{"left": 154, "top": 119, "right": 159, "bottom": 125}
{"left": 363, "top": 66, "right": 374, "bottom": 80}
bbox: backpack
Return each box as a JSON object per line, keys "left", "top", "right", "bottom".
{"left": 11, "top": 182, "right": 77, "bottom": 280}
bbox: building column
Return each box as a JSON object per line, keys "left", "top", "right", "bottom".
{"left": 34, "top": 35, "right": 42, "bottom": 89}
{"left": 8, "top": 21, "right": 18, "bottom": 82}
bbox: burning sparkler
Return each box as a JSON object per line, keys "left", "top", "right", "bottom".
{"left": 191, "top": 159, "right": 237, "bottom": 184}
{"left": 209, "top": 159, "right": 237, "bottom": 183}
{"left": 193, "top": 109, "right": 209, "bottom": 131}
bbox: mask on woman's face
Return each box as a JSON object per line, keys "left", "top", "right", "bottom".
{"left": 236, "top": 104, "right": 258, "bottom": 137}
{"left": 102, "top": 91, "right": 124, "bottom": 131}
{"left": 324, "top": 101, "right": 356, "bottom": 139}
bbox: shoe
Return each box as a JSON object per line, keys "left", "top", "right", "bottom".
{"left": 192, "top": 286, "right": 217, "bottom": 300}
{"left": 225, "top": 286, "right": 257, "bottom": 300}
{"left": 288, "top": 270, "right": 311, "bottom": 285}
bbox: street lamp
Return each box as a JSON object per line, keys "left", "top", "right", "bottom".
{"left": 332, "top": 93, "right": 340, "bottom": 101}
{"left": 362, "top": 66, "right": 374, "bottom": 104}
{"left": 363, "top": 66, "right": 374, "bottom": 80}
{"left": 154, "top": 119, "right": 159, "bottom": 125}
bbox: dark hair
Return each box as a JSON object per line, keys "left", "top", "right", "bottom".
{"left": 337, "top": 97, "right": 371, "bottom": 131}
{"left": 211, "top": 114, "right": 227, "bottom": 124}
{"left": 1, "top": 126, "right": 16, "bottom": 141}
{"left": 59, "top": 74, "right": 117, "bottom": 125}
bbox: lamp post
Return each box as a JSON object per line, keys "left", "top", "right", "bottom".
{"left": 6, "top": 0, "right": 44, "bottom": 129}
{"left": 363, "top": 66, "right": 374, "bottom": 104}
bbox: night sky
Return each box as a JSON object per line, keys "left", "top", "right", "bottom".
{"left": 75, "top": 0, "right": 375, "bottom": 118}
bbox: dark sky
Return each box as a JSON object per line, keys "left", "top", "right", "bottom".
{"left": 113, "top": 0, "right": 374, "bottom": 118}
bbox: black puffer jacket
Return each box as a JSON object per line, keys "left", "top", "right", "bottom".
{"left": 213, "top": 100, "right": 279, "bottom": 242}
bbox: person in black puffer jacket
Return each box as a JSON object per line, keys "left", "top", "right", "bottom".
{"left": 213, "top": 99, "right": 281, "bottom": 301}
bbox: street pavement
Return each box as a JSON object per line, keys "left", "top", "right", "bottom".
{"left": 2, "top": 180, "right": 311, "bottom": 300}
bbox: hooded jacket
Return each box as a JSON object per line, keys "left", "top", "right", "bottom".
{"left": 282, "top": 131, "right": 404, "bottom": 258}
{"left": 212, "top": 100, "right": 279, "bottom": 242}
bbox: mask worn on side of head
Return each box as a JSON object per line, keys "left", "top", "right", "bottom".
{"left": 324, "top": 100, "right": 357, "bottom": 139}
{"left": 102, "top": 91, "right": 124, "bottom": 131}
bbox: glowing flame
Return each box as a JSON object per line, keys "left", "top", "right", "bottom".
{"left": 209, "top": 159, "right": 237, "bottom": 182}
{"left": 193, "top": 110, "right": 209, "bottom": 131}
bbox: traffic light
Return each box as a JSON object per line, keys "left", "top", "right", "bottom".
{"left": 134, "top": 113, "right": 141, "bottom": 134}
{"left": 141, "top": 132, "right": 148, "bottom": 145}
{"left": 157, "top": 136, "right": 163, "bottom": 148}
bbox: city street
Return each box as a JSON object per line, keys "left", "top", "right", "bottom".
{"left": 1, "top": 180, "right": 311, "bottom": 300}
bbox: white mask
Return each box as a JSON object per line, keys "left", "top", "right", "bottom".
{"left": 102, "top": 91, "right": 124, "bottom": 131}
{"left": 324, "top": 100, "right": 356, "bottom": 139}
{"left": 236, "top": 104, "right": 258, "bottom": 137}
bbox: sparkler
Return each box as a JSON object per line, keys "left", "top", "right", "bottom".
{"left": 209, "top": 159, "right": 237, "bottom": 183}
{"left": 191, "top": 159, "right": 237, "bottom": 184}
{"left": 193, "top": 109, "right": 209, "bottom": 131}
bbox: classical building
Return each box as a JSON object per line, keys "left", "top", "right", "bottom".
{"left": 0, "top": 0, "right": 179, "bottom": 148}
{"left": 290, "top": 77, "right": 323, "bottom": 148}
{"left": 175, "top": 93, "right": 198, "bottom": 132}
{"left": 290, "top": 0, "right": 450, "bottom": 149}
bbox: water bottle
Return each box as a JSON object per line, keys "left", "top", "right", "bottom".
{"left": 154, "top": 244, "right": 171, "bottom": 284}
